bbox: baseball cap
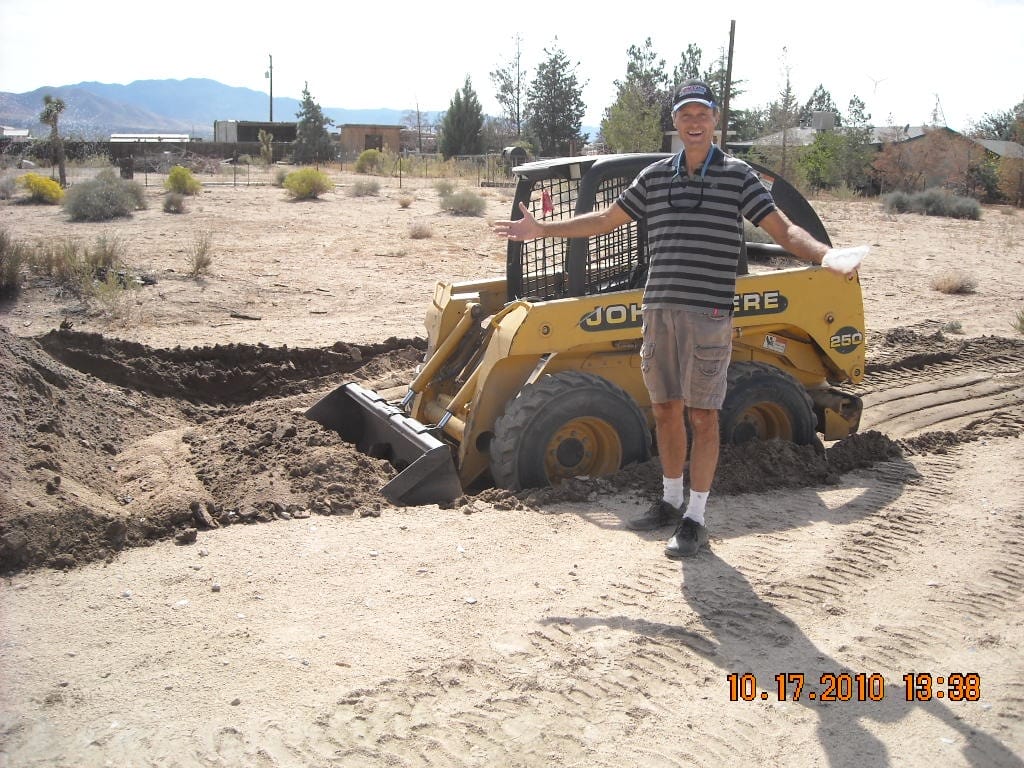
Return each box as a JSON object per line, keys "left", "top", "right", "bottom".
{"left": 672, "top": 79, "right": 717, "bottom": 113}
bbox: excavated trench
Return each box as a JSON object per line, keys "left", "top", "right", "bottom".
{"left": 2, "top": 323, "right": 1022, "bottom": 574}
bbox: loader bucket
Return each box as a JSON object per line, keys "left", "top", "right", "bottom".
{"left": 305, "top": 382, "right": 463, "bottom": 506}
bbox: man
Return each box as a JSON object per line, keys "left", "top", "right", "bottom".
{"left": 493, "top": 79, "right": 862, "bottom": 558}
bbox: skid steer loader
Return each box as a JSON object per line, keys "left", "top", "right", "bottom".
{"left": 307, "top": 153, "right": 866, "bottom": 506}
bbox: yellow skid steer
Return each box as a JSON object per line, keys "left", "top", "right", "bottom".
{"left": 307, "top": 154, "right": 865, "bottom": 505}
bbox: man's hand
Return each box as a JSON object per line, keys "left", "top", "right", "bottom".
{"left": 492, "top": 202, "right": 542, "bottom": 241}
{"left": 822, "top": 245, "right": 869, "bottom": 275}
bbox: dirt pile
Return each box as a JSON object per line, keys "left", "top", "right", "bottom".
{"left": 0, "top": 329, "right": 422, "bottom": 574}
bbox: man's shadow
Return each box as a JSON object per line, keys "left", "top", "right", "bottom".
{"left": 678, "top": 552, "right": 1022, "bottom": 767}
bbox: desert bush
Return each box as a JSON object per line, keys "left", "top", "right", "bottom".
{"left": 27, "top": 233, "right": 130, "bottom": 295}
{"left": 941, "top": 319, "right": 964, "bottom": 334}
{"left": 882, "top": 188, "right": 981, "bottom": 220}
{"left": 409, "top": 221, "right": 434, "bottom": 239}
{"left": 397, "top": 194, "right": 414, "bottom": 209}
{"left": 355, "top": 149, "right": 382, "bottom": 174}
{"left": 283, "top": 168, "right": 333, "bottom": 200}
{"left": 17, "top": 172, "right": 64, "bottom": 204}
{"left": 165, "top": 165, "right": 201, "bottom": 196}
{"left": 350, "top": 179, "right": 380, "bottom": 197}
{"left": 930, "top": 269, "right": 977, "bottom": 294}
{"left": 90, "top": 268, "right": 140, "bottom": 324}
{"left": 273, "top": 167, "right": 288, "bottom": 187}
{"left": 187, "top": 230, "right": 214, "bottom": 276}
{"left": 30, "top": 238, "right": 85, "bottom": 287}
{"left": 86, "top": 234, "right": 126, "bottom": 275}
{"left": 163, "top": 192, "right": 186, "bottom": 213}
{"left": 433, "top": 179, "right": 455, "bottom": 198}
{"left": 0, "top": 173, "right": 17, "bottom": 200}
{"left": 63, "top": 168, "right": 146, "bottom": 221}
{"left": 440, "top": 188, "right": 486, "bottom": 216}
{"left": 0, "top": 227, "right": 28, "bottom": 296}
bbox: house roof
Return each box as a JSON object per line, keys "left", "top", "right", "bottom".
{"left": 973, "top": 138, "right": 1024, "bottom": 159}
{"left": 731, "top": 125, "right": 1024, "bottom": 160}
{"left": 741, "top": 125, "right": 931, "bottom": 149}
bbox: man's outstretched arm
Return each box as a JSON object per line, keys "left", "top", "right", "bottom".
{"left": 493, "top": 201, "right": 632, "bottom": 242}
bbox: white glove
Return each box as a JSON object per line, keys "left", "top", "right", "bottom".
{"left": 822, "top": 245, "right": 869, "bottom": 274}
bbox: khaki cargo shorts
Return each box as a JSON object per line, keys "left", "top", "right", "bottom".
{"left": 640, "top": 307, "right": 733, "bottom": 409}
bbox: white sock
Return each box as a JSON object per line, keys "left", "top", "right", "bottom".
{"left": 685, "top": 490, "right": 709, "bottom": 526}
{"left": 662, "top": 475, "right": 685, "bottom": 509}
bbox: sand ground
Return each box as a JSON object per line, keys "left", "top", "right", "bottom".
{"left": 1, "top": 169, "right": 1023, "bottom": 767}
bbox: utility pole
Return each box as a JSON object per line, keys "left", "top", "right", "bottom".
{"left": 265, "top": 54, "right": 273, "bottom": 122}
{"left": 720, "top": 20, "right": 735, "bottom": 152}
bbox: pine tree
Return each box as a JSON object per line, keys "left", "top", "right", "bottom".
{"left": 292, "top": 83, "right": 335, "bottom": 165}
{"left": 439, "top": 77, "right": 484, "bottom": 159}
{"left": 799, "top": 85, "right": 842, "bottom": 128}
{"left": 600, "top": 39, "right": 668, "bottom": 153}
{"left": 525, "top": 41, "right": 586, "bottom": 156}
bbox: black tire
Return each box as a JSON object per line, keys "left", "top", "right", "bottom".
{"left": 719, "top": 362, "right": 818, "bottom": 445}
{"left": 490, "top": 371, "right": 651, "bottom": 491}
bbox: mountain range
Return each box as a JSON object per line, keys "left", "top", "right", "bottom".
{"left": 0, "top": 78, "right": 430, "bottom": 140}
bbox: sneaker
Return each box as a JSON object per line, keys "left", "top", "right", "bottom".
{"left": 626, "top": 500, "right": 681, "bottom": 531}
{"left": 665, "top": 516, "right": 709, "bottom": 559}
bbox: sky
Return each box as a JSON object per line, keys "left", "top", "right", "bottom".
{"left": 2, "top": 0, "right": 1022, "bottom": 133}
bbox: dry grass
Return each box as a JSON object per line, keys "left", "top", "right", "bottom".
{"left": 930, "top": 269, "right": 977, "bottom": 294}
{"left": 397, "top": 194, "right": 415, "bottom": 209}
{"left": 187, "top": 230, "right": 214, "bottom": 276}
{"left": 409, "top": 221, "right": 434, "bottom": 239}
{"left": 349, "top": 179, "right": 380, "bottom": 197}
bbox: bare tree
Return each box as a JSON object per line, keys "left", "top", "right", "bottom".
{"left": 491, "top": 34, "right": 528, "bottom": 139}
{"left": 402, "top": 103, "right": 429, "bottom": 153}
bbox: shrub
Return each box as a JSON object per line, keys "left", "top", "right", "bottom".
{"left": 0, "top": 173, "right": 17, "bottom": 200}
{"left": 283, "top": 168, "right": 333, "bottom": 200}
{"left": 350, "top": 178, "right": 380, "bottom": 197}
{"left": 29, "top": 234, "right": 127, "bottom": 297}
{"left": 273, "top": 167, "right": 288, "bottom": 187}
{"left": 1013, "top": 307, "right": 1024, "bottom": 335}
{"left": 433, "top": 179, "right": 455, "bottom": 198}
{"left": 30, "top": 237, "right": 87, "bottom": 288}
{"left": 165, "top": 165, "right": 201, "bottom": 195}
{"left": 0, "top": 227, "right": 28, "bottom": 296}
{"left": 187, "top": 230, "right": 214, "bottom": 276}
{"left": 18, "top": 172, "right": 64, "bottom": 204}
{"left": 409, "top": 221, "right": 433, "bottom": 239}
{"left": 930, "top": 270, "right": 977, "bottom": 294}
{"left": 881, "top": 188, "right": 981, "bottom": 220}
{"left": 397, "top": 194, "right": 414, "bottom": 209}
{"left": 941, "top": 320, "right": 963, "bottom": 334}
{"left": 440, "top": 188, "right": 486, "bottom": 216}
{"left": 354, "top": 149, "right": 382, "bottom": 174}
{"left": 90, "top": 268, "right": 140, "bottom": 324}
{"left": 163, "top": 192, "right": 186, "bottom": 213}
{"left": 63, "top": 169, "right": 147, "bottom": 221}
{"left": 881, "top": 191, "right": 910, "bottom": 214}
{"left": 86, "top": 234, "right": 125, "bottom": 275}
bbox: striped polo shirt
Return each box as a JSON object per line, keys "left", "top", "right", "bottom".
{"left": 617, "top": 146, "right": 776, "bottom": 313}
